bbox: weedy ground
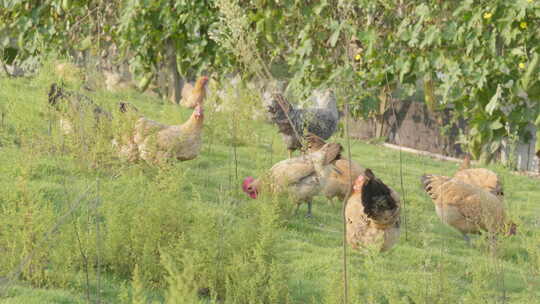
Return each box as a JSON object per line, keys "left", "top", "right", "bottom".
{"left": 0, "top": 63, "right": 539, "bottom": 303}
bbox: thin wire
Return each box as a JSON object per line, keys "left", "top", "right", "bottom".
{"left": 95, "top": 177, "right": 102, "bottom": 304}
{"left": 232, "top": 88, "right": 239, "bottom": 196}
{"left": 384, "top": 73, "right": 408, "bottom": 241}
{"left": 341, "top": 103, "right": 353, "bottom": 304}
{"left": 389, "top": 100, "right": 408, "bottom": 241}
{"left": 274, "top": 93, "right": 305, "bottom": 152}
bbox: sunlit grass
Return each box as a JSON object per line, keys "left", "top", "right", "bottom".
{"left": 0, "top": 65, "right": 539, "bottom": 303}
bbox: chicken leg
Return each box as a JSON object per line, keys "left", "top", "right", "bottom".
{"left": 306, "top": 200, "right": 313, "bottom": 218}
{"left": 293, "top": 201, "right": 313, "bottom": 218}
{"left": 462, "top": 234, "right": 471, "bottom": 245}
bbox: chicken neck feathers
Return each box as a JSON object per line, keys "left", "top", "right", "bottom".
{"left": 361, "top": 176, "right": 399, "bottom": 220}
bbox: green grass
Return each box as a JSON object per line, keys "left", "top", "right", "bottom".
{"left": 0, "top": 65, "right": 539, "bottom": 303}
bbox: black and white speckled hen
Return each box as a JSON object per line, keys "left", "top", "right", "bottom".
{"left": 263, "top": 89, "right": 340, "bottom": 158}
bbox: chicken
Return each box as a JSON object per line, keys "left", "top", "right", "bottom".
{"left": 180, "top": 76, "right": 209, "bottom": 108}
{"left": 118, "top": 101, "right": 139, "bottom": 114}
{"left": 129, "top": 103, "right": 205, "bottom": 163}
{"left": 345, "top": 169, "right": 401, "bottom": 252}
{"left": 114, "top": 83, "right": 208, "bottom": 164}
{"left": 420, "top": 174, "right": 516, "bottom": 242}
{"left": 48, "top": 83, "right": 111, "bottom": 134}
{"left": 242, "top": 143, "right": 342, "bottom": 217}
{"left": 119, "top": 77, "right": 209, "bottom": 163}
{"left": 305, "top": 133, "right": 365, "bottom": 201}
{"left": 263, "top": 89, "right": 339, "bottom": 158}
{"left": 453, "top": 155, "right": 504, "bottom": 198}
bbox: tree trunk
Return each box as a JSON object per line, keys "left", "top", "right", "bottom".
{"left": 157, "top": 61, "right": 168, "bottom": 100}
{"left": 165, "top": 39, "right": 182, "bottom": 104}
{"left": 423, "top": 74, "right": 443, "bottom": 125}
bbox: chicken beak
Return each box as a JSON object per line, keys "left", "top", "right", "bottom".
{"left": 248, "top": 190, "right": 258, "bottom": 199}
{"left": 508, "top": 222, "right": 517, "bottom": 236}
{"left": 353, "top": 175, "right": 366, "bottom": 193}
{"left": 194, "top": 105, "right": 204, "bottom": 119}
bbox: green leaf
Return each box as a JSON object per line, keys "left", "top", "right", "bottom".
{"left": 398, "top": 59, "right": 412, "bottom": 82}
{"left": 314, "top": 0, "right": 328, "bottom": 15}
{"left": 510, "top": 47, "right": 526, "bottom": 56}
{"left": 469, "top": 126, "right": 479, "bottom": 136}
{"left": 328, "top": 23, "right": 342, "bottom": 48}
{"left": 485, "top": 85, "right": 502, "bottom": 115}
{"left": 489, "top": 119, "right": 503, "bottom": 130}
{"left": 78, "top": 36, "right": 93, "bottom": 51}
{"left": 521, "top": 52, "right": 539, "bottom": 90}
{"left": 298, "top": 38, "right": 313, "bottom": 57}
{"left": 0, "top": 36, "right": 10, "bottom": 47}
{"left": 415, "top": 4, "right": 430, "bottom": 18}
{"left": 489, "top": 140, "right": 501, "bottom": 153}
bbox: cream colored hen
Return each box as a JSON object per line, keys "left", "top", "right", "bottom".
{"left": 242, "top": 143, "right": 342, "bottom": 217}
{"left": 421, "top": 174, "right": 516, "bottom": 242}
{"left": 132, "top": 103, "right": 205, "bottom": 164}
{"left": 120, "top": 76, "right": 209, "bottom": 163}
{"left": 345, "top": 169, "right": 401, "bottom": 252}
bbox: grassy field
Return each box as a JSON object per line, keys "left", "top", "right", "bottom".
{"left": 0, "top": 65, "right": 539, "bottom": 303}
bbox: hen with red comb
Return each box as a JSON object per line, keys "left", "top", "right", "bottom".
{"left": 241, "top": 143, "right": 342, "bottom": 217}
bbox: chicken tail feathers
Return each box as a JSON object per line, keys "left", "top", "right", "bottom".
{"left": 420, "top": 174, "right": 432, "bottom": 188}
{"left": 274, "top": 93, "right": 292, "bottom": 114}
{"left": 266, "top": 93, "right": 304, "bottom": 146}
{"left": 268, "top": 94, "right": 295, "bottom": 128}
{"left": 420, "top": 174, "right": 452, "bottom": 201}
{"left": 420, "top": 174, "right": 436, "bottom": 199}
{"left": 48, "top": 83, "right": 65, "bottom": 108}
{"left": 323, "top": 143, "right": 343, "bottom": 165}
{"left": 119, "top": 102, "right": 139, "bottom": 114}
{"left": 305, "top": 133, "right": 326, "bottom": 152}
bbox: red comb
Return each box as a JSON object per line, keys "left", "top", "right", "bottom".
{"left": 242, "top": 176, "right": 254, "bottom": 192}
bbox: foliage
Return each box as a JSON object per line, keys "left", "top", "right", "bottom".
{"left": 1, "top": 69, "right": 540, "bottom": 303}
{"left": 3, "top": 0, "right": 539, "bottom": 159}
{"left": 0, "top": 0, "right": 228, "bottom": 90}
{"left": 214, "top": 0, "right": 540, "bottom": 161}
{"left": 0, "top": 0, "right": 117, "bottom": 59}
{"left": 116, "top": 0, "right": 229, "bottom": 78}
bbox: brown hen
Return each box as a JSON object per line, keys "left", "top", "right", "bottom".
{"left": 242, "top": 143, "right": 342, "bottom": 217}
{"left": 421, "top": 174, "right": 516, "bottom": 242}
{"left": 345, "top": 169, "right": 401, "bottom": 252}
